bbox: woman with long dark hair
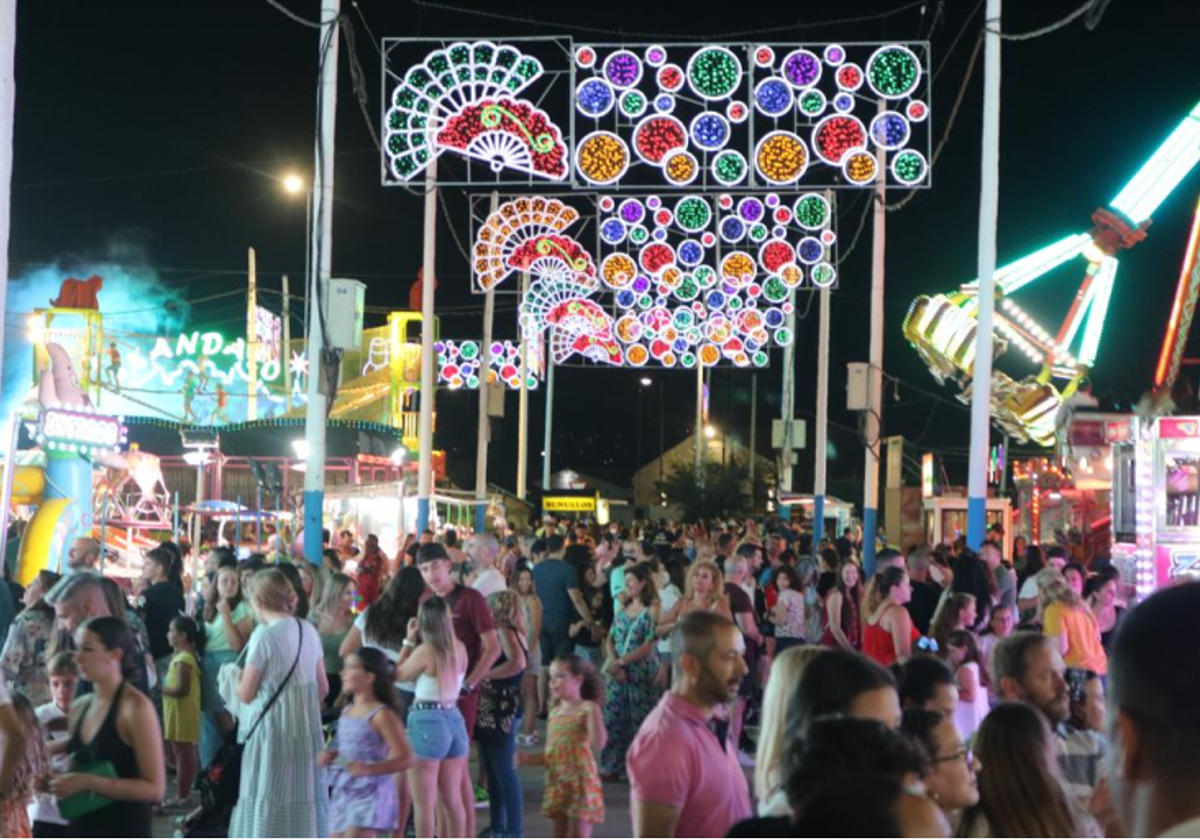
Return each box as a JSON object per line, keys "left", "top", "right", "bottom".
{"left": 51, "top": 616, "right": 165, "bottom": 837}
{"left": 821, "top": 559, "right": 863, "bottom": 651}
{"left": 600, "top": 563, "right": 660, "bottom": 782}
{"left": 958, "top": 702, "right": 1087, "bottom": 837}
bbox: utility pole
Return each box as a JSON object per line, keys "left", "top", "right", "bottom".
{"left": 247, "top": 247, "right": 258, "bottom": 421}
{"left": 475, "top": 192, "right": 499, "bottom": 534}
{"left": 813, "top": 190, "right": 834, "bottom": 547}
{"left": 302, "top": 0, "right": 339, "bottom": 563}
{"left": 282, "top": 274, "right": 292, "bottom": 412}
{"left": 516, "top": 270, "right": 530, "bottom": 501}
{"left": 0, "top": 0, "right": 13, "bottom": 430}
{"left": 780, "top": 286, "right": 796, "bottom": 517}
{"left": 541, "top": 354, "right": 556, "bottom": 494}
{"left": 749, "top": 373, "right": 757, "bottom": 489}
{"left": 416, "top": 147, "right": 438, "bottom": 532}
{"left": 968, "top": 0, "right": 1003, "bottom": 550}
{"left": 694, "top": 361, "right": 704, "bottom": 477}
{"left": 863, "top": 100, "right": 887, "bottom": 578}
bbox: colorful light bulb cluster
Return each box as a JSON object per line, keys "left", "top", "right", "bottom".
{"left": 570, "top": 41, "right": 929, "bottom": 188}
{"left": 436, "top": 340, "right": 540, "bottom": 390}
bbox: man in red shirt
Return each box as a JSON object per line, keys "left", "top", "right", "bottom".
{"left": 416, "top": 543, "right": 500, "bottom": 837}
{"left": 355, "top": 533, "right": 387, "bottom": 609}
{"left": 627, "top": 611, "right": 751, "bottom": 837}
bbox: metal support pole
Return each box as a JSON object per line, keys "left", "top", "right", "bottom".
{"left": 968, "top": 0, "right": 1003, "bottom": 551}
{"left": 749, "top": 373, "right": 757, "bottom": 490}
{"left": 247, "top": 247, "right": 258, "bottom": 421}
{"left": 302, "top": 0, "right": 339, "bottom": 563}
{"left": 659, "top": 380, "right": 665, "bottom": 484}
{"left": 283, "top": 274, "right": 293, "bottom": 413}
{"left": 517, "top": 271, "right": 530, "bottom": 501}
{"left": 780, "top": 287, "right": 796, "bottom": 518}
{"left": 416, "top": 152, "right": 438, "bottom": 532}
{"left": 475, "top": 191, "right": 499, "bottom": 534}
{"left": 541, "top": 354, "right": 556, "bottom": 494}
{"left": 0, "top": 0, "right": 13, "bottom": 438}
{"left": 813, "top": 190, "right": 834, "bottom": 547}
{"left": 863, "top": 100, "right": 887, "bottom": 578}
{"left": 694, "top": 361, "right": 704, "bottom": 478}
{"left": 256, "top": 485, "right": 263, "bottom": 553}
{"left": 0, "top": 414, "right": 19, "bottom": 575}
{"left": 98, "top": 497, "right": 108, "bottom": 576}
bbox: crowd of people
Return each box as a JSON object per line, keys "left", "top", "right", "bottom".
{"left": 0, "top": 518, "right": 1197, "bottom": 838}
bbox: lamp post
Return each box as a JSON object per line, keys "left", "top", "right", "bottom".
{"left": 282, "top": 173, "right": 312, "bottom": 356}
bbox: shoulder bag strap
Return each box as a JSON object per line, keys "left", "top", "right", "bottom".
{"left": 244, "top": 618, "right": 305, "bottom": 743}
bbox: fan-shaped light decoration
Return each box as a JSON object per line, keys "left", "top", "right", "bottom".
{"left": 545, "top": 299, "right": 624, "bottom": 366}
{"left": 385, "top": 41, "right": 568, "bottom": 181}
{"left": 473, "top": 197, "right": 595, "bottom": 291}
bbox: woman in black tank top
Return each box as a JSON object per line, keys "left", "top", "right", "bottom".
{"left": 51, "top": 617, "right": 164, "bottom": 837}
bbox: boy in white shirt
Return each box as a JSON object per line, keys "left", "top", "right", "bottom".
{"left": 29, "top": 652, "right": 77, "bottom": 837}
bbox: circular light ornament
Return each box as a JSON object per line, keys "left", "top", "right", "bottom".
{"left": 797, "top": 89, "right": 827, "bottom": 117}
{"left": 575, "top": 78, "right": 615, "bottom": 118}
{"left": 836, "top": 63, "right": 864, "bottom": 92}
{"left": 690, "top": 111, "right": 730, "bottom": 150}
{"left": 712, "top": 150, "right": 748, "bottom": 185}
{"left": 780, "top": 48, "right": 822, "bottom": 89}
{"left": 657, "top": 63, "right": 685, "bottom": 92}
{"left": 674, "top": 196, "right": 712, "bottom": 232}
{"left": 601, "top": 253, "right": 637, "bottom": 289}
{"left": 686, "top": 46, "right": 743, "bottom": 100}
{"left": 796, "top": 236, "right": 824, "bottom": 265}
{"left": 753, "top": 77, "right": 793, "bottom": 117}
{"left": 869, "top": 111, "right": 911, "bottom": 150}
{"left": 754, "top": 130, "right": 808, "bottom": 185}
{"left": 721, "top": 251, "right": 756, "bottom": 287}
{"left": 600, "top": 218, "right": 627, "bottom": 245}
{"left": 644, "top": 44, "right": 668, "bottom": 67}
{"left": 619, "top": 90, "right": 648, "bottom": 118}
{"left": 823, "top": 44, "right": 846, "bottom": 65}
{"left": 811, "top": 262, "right": 837, "bottom": 288}
{"left": 663, "top": 150, "right": 699, "bottom": 185}
{"left": 793, "top": 193, "right": 830, "bottom": 230}
{"left": 812, "top": 114, "right": 867, "bottom": 165}
{"left": 891, "top": 149, "right": 928, "bottom": 185}
{"left": 843, "top": 147, "right": 879, "bottom": 184}
{"left": 866, "top": 45, "right": 922, "bottom": 99}
{"left": 575, "top": 46, "right": 596, "bottom": 68}
{"left": 575, "top": 131, "right": 629, "bottom": 184}
{"left": 907, "top": 100, "right": 929, "bottom": 122}
{"left": 758, "top": 239, "right": 795, "bottom": 276}
{"left": 633, "top": 115, "right": 687, "bottom": 164}
{"left": 619, "top": 198, "right": 646, "bottom": 224}
{"left": 603, "top": 49, "right": 644, "bottom": 89}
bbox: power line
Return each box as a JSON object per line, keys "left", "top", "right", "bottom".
{"left": 989, "top": 0, "right": 1109, "bottom": 41}
{"left": 262, "top": 0, "right": 336, "bottom": 29}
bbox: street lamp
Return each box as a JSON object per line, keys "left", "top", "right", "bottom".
{"left": 705, "top": 424, "right": 717, "bottom": 440}
{"left": 282, "top": 173, "right": 304, "bottom": 195}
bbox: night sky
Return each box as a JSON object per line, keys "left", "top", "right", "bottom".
{"left": 7, "top": 0, "right": 1200, "bottom": 506}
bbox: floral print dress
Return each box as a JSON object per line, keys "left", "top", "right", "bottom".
{"left": 0, "top": 608, "right": 55, "bottom": 707}
{"left": 600, "top": 605, "right": 659, "bottom": 777}
{"left": 543, "top": 702, "right": 604, "bottom": 824}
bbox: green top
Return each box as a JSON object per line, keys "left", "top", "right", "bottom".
{"left": 320, "top": 626, "right": 351, "bottom": 675}
{"left": 204, "top": 601, "right": 255, "bottom": 654}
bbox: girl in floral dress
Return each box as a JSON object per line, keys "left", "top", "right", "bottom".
{"left": 517, "top": 656, "right": 606, "bottom": 838}
{"left": 599, "top": 563, "right": 660, "bottom": 781}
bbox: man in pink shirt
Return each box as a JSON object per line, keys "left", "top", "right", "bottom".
{"left": 626, "top": 611, "right": 752, "bottom": 838}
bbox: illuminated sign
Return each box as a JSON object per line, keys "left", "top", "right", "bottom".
{"left": 921, "top": 452, "right": 935, "bottom": 499}
{"left": 254, "top": 306, "right": 282, "bottom": 363}
{"left": 1160, "top": 418, "right": 1200, "bottom": 439}
{"left": 37, "top": 407, "right": 126, "bottom": 456}
{"left": 542, "top": 494, "right": 597, "bottom": 512}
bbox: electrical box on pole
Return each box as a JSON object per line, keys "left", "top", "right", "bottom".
{"left": 847, "top": 362, "right": 871, "bottom": 411}
{"left": 326, "top": 278, "right": 366, "bottom": 350}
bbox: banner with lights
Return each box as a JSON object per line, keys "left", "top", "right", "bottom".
{"left": 381, "top": 39, "right": 930, "bottom": 191}
{"left": 382, "top": 38, "right": 572, "bottom": 187}
{"left": 571, "top": 42, "right": 930, "bottom": 190}
{"left": 470, "top": 192, "right": 835, "bottom": 369}
{"left": 36, "top": 406, "right": 127, "bottom": 458}
{"left": 436, "top": 339, "right": 544, "bottom": 390}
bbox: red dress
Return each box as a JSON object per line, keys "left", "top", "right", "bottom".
{"left": 862, "top": 619, "right": 920, "bottom": 667}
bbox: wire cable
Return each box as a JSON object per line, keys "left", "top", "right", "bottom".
{"left": 262, "top": 0, "right": 336, "bottom": 29}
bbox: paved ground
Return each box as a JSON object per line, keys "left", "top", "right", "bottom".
{"left": 151, "top": 721, "right": 704, "bottom": 838}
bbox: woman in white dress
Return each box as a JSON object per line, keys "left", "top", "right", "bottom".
{"left": 945, "top": 629, "right": 990, "bottom": 741}
{"left": 229, "top": 569, "right": 329, "bottom": 838}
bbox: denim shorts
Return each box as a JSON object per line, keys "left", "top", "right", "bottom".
{"left": 407, "top": 706, "right": 469, "bottom": 761}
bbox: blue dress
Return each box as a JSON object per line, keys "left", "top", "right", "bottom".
{"left": 328, "top": 705, "right": 400, "bottom": 834}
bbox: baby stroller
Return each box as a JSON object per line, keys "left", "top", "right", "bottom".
{"left": 176, "top": 732, "right": 242, "bottom": 838}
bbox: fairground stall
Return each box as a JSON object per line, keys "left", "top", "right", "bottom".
{"left": 1112, "top": 416, "right": 1200, "bottom": 599}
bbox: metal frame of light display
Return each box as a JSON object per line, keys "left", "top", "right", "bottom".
{"left": 381, "top": 38, "right": 574, "bottom": 187}
{"left": 902, "top": 98, "right": 1200, "bottom": 447}
{"left": 570, "top": 42, "right": 931, "bottom": 190}
{"left": 436, "top": 339, "right": 544, "bottom": 391}
{"left": 470, "top": 191, "right": 836, "bottom": 369}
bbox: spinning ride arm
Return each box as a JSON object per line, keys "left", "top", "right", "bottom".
{"left": 904, "top": 100, "right": 1200, "bottom": 445}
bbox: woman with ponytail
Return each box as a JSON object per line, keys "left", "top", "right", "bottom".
{"left": 229, "top": 569, "right": 330, "bottom": 837}
{"left": 50, "top": 616, "right": 165, "bottom": 837}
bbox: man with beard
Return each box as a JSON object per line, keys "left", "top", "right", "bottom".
{"left": 626, "top": 611, "right": 751, "bottom": 838}
{"left": 994, "top": 632, "right": 1107, "bottom": 806}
